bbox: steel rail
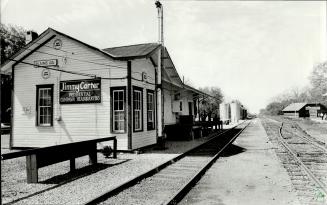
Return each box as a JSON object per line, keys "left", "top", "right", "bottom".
{"left": 278, "top": 122, "right": 327, "bottom": 196}
{"left": 83, "top": 122, "right": 245, "bottom": 205}
{"left": 295, "top": 132, "right": 327, "bottom": 153}
{"left": 288, "top": 122, "right": 327, "bottom": 152}
{"left": 163, "top": 121, "right": 251, "bottom": 205}
{"left": 264, "top": 116, "right": 327, "bottom": 152}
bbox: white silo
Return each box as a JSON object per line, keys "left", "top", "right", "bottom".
{"left": 230, "top": 101, "right": 241, "bottom": 123}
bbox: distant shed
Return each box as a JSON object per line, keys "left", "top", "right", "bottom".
{"left": 282, "top": 103, "right": 327, "bottom": 118}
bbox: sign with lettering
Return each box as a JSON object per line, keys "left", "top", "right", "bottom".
{"left": 42, "top": 69, "right": 51, "bottom": 79}
{"left": 306, "top": 106, "right": 320, "bottom": 111}
{"left": 59, "top": 79, "right": 101, "bottom": 104}
{"left": 142, "top": 72, "right": 147, "bottom": 82}
{"left": 34, "top": 59, "right": 58, "bottom": 67}
{"left": 53, "top": 39, "right": 62, "bottom": 50}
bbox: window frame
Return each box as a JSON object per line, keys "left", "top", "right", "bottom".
{"left": 146, "top": 89, "right": 155, "bottom": 130}
{"left": 36, "top": 84, "right": 54, "bottom": 127}
{"left": 133, "top": 86, "right": 143, "bottom": 132}
{"left": 111, "top": 87, "right": 126, "bottom": 133}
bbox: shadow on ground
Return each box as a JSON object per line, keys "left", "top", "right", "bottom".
{"left": 144, "top": 130, "right": 225, "bottom": 154}
{"left": 4, "top": 159, "right": 130, "bottom": 205}
{"left": 220, "top": 144, "right": 246, "bottom": 157}
{"left": 40, "top": 159, "right": 130, "bottom": 184}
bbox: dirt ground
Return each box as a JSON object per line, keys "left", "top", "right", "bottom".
{"left": 180, "top": 119, "right": 300, "bottom": 205}
{"left": 294, "top": 119, "right": 327, "bottom": 145}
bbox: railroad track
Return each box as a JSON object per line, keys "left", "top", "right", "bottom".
{"left": 262, "top": 118, "right": 327, "bottom": 205}
{"left": 268, "top": 116, "right": 327, "bottom": 150}
{"left": 84, "top": 121, "right": 250, "bottom": 205}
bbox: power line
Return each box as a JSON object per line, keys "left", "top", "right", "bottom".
{"left": 7, "top": 59, "right": 131, "bottom": 80}
{"left": 131, "top": 77, "right": 156, "bottom": 85}
{"left": 8, "top": 59, "right": 96, "bottom": 78}
{"left": 16, "top": 46, "right": 127, "bottom": 69}
{"left": 2, "top": 31, "right": 127, "bottom": 70}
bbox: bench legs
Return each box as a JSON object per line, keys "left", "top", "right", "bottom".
{"left": 26, "top": 154, "right": 38, "bottom": 183}
{"left": 70, "top": 158, "right": 76, "bottom": 171}
{"left": 113, "top": 139, "right": 117, "bottom": 159}
{"left": 89, "top": 143, "right": 98, "bottom": 165}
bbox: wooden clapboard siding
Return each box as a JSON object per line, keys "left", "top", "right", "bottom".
{"left": 162, "top": 85, "right": 194, "bottom": 126}
{"left": 130, "top": 59, "right": 157, "bottom": 149}
{"left": 163, "top": 88, "right": 176, "bottom": 125}
{"left": 12, "top": 34, "right": 128, "bottom": 150}
{"left": 180, "top": 91, "right": 194, "bottom": 116}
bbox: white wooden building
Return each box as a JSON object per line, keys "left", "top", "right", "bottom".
{"left": 1, "top": 28, "right": 205, "bottom": 151}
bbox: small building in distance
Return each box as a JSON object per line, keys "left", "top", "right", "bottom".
{"left": 219, "top": 101, "right": 247, "bottom": 124}
{"left": 219, "top": 103, "right": 230, "bottom": 124}
{"left": 282, "top": 103, "right": 327, "bottom": 118}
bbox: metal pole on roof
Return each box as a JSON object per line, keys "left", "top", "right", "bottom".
{"left": 155, "top": 0, "right": 164, "bottom": 139}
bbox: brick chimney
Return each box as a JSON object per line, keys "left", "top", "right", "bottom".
{"left": 25, "top": 31, "right": 38, "bottom": 44}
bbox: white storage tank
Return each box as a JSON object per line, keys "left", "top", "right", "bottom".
{"left": 230, "top": 101, "right": 241, "bottom": 123}
{"left": 219, "top": 103, "right": 230, "bottom": 123}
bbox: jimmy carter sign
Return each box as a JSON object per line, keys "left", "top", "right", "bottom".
{"left": 60, "top": 79, "right": 101, "bottom": 104}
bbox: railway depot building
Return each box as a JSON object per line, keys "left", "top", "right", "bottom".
{"left": 1, "top": 28, "right": 204, "bottom": 150}
{"left": 282, "top": 102, "right": 327, "bottom": 118}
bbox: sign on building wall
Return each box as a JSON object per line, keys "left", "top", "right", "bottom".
{"left": 34, "top": 59, "right": 58, "bottom": 67}
{"left": 60, "top": 79, "right": 101, "bottom": 104}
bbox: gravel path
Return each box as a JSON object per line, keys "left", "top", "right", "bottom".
{"left": 2, "top": 128, "right": 233, "bottom": 205}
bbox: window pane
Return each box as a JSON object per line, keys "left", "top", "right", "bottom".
{"left": 37, "top": 87, "right": 52, "bottom": 126}
{"left": 119, "top": 100, "right": 123, "bottom": 111}
{"left": 133, "top": 89, "right": 142, "bottom": 131}
{"left": 114, "top": 101, "right": 118, "bottom": 110}
{"left": 119, "top": 121, "right": 124, "bottom": 130}
{"left": 117, "top": 122, "right": 120, "bottom": 130}
{"left": 113, "top": 90, "right": 125, "bottom": 132}
{"left": 147, "top": 92, "right": 154, "bottom": 130}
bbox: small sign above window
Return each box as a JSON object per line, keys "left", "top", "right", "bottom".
{"left": 41, "top": 69, "right": 51, "bottom": 79}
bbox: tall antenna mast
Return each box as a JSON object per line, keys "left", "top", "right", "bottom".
{"left": 155, "top": 0, "right": 164, "bottom": 45}
{"left": 155, "top": 0, "right": 164, "bottom": 140}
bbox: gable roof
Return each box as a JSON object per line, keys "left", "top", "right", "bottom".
{"left": 0, "top": 27, "right": 209, "bottom": 98}
{"left": 282, "top": 103, "right": 307, "bottom": 112}
{"left": 103, "top": 43, "right": 160, "bottom": 59}
{"left": 1, "top": 27, "right": 116, "bottom": 74}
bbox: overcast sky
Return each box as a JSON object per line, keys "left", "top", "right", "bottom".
{"left": 1, "top": 0, "right": 326, "bottom": 113}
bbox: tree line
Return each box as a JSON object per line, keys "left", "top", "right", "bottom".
{"left": 260, "top": 61, "right": 327, "bottom": 115}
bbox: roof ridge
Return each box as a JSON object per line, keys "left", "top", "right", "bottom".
{"left": 103, "top": 42, "right": 159, "bottom": 50}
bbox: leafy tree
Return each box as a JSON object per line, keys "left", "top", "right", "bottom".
{"left": 1, "top": 24, "right": 27, "bottom": 123}
{"left": 262, "top": 61, "right": 327, "bottom": 115}
{"left": 264, "top": 102, "right": 284, "bottom": 115}
{"left": 198, "top": 86, "right": 224, "bottom": 121}
{"left": 1, "top": 23, "right": 26, "bottom": 64}
{"left": 309, "top": 61, "right": 327, "bottom": 106}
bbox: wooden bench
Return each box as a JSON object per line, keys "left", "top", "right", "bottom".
{"left": 1, "top": 137, "right": 117, "bottom": 183}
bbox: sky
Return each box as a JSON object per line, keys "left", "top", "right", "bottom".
{"left": 1, "top": 0, "right": 326, "bottom": 113}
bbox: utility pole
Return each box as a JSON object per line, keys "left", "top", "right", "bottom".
{"left": 155, "top": 0, "right": 164, "bottom": 140}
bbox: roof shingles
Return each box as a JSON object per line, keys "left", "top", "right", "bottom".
{"left": 103, "top": 43, "right": 160, "bottom": 59}
{"left": 282, "top": 103, "right": 307, "bottom": 112}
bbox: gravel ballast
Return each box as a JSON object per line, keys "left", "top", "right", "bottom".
{"left": 1, "top": 127, "right": 236, "bottom": 205}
